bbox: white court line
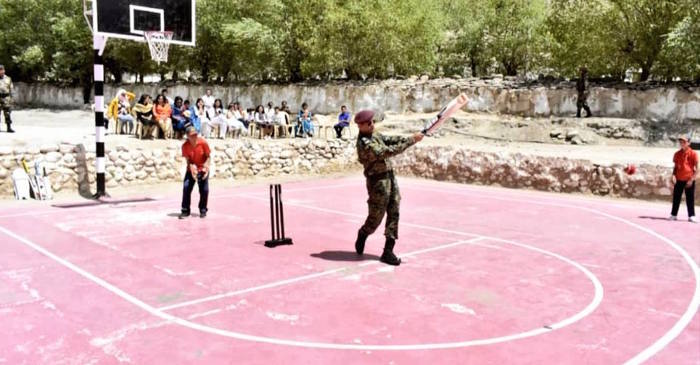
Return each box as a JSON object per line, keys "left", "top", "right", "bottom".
{"left": 239, "top": 193, "right": 485, "bottom": 239}
{"left": 0, "top": 180, "right": 696, "bottom": 359}
{"left": 396, "top": 183, "right": 700, "bottom": 365}
{"left": 158, "top": 237, "right": 485, "bottom": 312}
{"left": 0, "top": 183, "right": 358, "bottom": 219}
{"left": 0, "top": 223, "right": 603, "bottom": 351}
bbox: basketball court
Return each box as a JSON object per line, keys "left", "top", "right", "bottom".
{"left": 0, "top": 177, "right": 698, "bottom": 364}
{"left": 2, "top": 1, "right": 693, "bottom": 363}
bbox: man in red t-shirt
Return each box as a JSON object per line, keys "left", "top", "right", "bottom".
{"left": 670, "top": 136, "right": 698, "bottom": 223}
{"left": 180, "top": 126, "right": 211, "bottom": 219}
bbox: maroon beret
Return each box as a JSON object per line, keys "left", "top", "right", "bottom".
{"left": 354, "top": 110, "right": 374, "bottom": 125}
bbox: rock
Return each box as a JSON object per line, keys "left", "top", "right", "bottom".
{"left": 550, "top": 129, "right": 564, "bottom": 138}
{"left": 40, "top": 144, "right": 60, "bottom": 153}
{"left": 45, "top": 152, "right": 62, "bottom": 163}
{"left": 566, "top": 130, "right": 579, "bottom": 139}
{"left": 571, "top": 136, "right": 584, "bottom": 145}
{"left": 59, "top": 144, "right": 76, "bottom": 154}
{"left": 0, "top": 167, "right": 7, "bottom": 179}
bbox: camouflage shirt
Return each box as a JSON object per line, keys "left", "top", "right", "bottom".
{"left": 0, "top": 76, "right": 12, "bottom": 95}
{"left": 356, "top": 132, "right": 416, "bottom": 178}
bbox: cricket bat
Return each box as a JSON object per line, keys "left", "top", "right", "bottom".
{"left": 422, "top": 93, "right": 468, "bottom": 136}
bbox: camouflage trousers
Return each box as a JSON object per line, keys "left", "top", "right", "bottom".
{"left": 360, "top": 171, "right": 401, "bottom": 240}
{"left": 0, "top": 96, "right": 12, "bottom": 125}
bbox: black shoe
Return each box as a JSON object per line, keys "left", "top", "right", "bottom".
{"left": 585, "top": 114, "right": 592, "bottom": 118}
{"left": 380, "top": 238, "right": 401, "bottom": 266}
{"left": 355, "top": 231, "right": 368, "bottom": 255}
{"left": 200, "top": 212, "right": 207, "bottom": 219}
{"left": 6, "top": 127, "right": 14, "bottom": 133}
{"left": 380, "top": 251, "right": 402, "bottom": 266}
{"left": 178, "top": 212, "right": 190, "bottom": 219}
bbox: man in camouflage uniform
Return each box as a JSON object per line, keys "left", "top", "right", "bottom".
{"left": 576, "top": 67, "right": 592, "bottom": 118}
{"left": 354, "top": 110, "right": 424, "bottom": 266}
{"left": 0, "top": 65, "right": 14, "bottom": 132}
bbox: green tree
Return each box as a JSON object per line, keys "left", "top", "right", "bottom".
{"left": 483, "top": 0, "right": 549, "bottom": 76}
{"left": 438, "top": 0, "right": 491, "bottom": 77}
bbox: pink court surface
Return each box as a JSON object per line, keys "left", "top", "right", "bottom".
{"left": 0, "top": 176, "right": 698, "bottom": 364}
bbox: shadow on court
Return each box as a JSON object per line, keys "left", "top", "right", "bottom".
{"left": 638, "top": 216, "right": 672, "bottom": 221}
{"left": 310, "top": 251, "right": 380, "bottom": 262}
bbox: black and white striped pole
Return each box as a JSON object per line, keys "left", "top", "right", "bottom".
{"left": 93, "top": 34, "right": 108, "bottom": 198}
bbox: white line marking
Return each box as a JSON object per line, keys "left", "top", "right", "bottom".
{"left": 239, "top": 193, "right": 484, "bottom": 239}
{"left": 0, "top": 183, "right": 358, "bottom": 219}
{"left": 399, "top": 183, "right": 700, "bottom": 364}
{"left": 0, "top": 180, "right": 695, "bottom": 358}
{"left": 0, "top": 223, "right": 603, "bottom": 350}
{"left": 157, "top": 238, "right": 484, "bottom": 311}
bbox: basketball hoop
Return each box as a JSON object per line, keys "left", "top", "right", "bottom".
{"left": 145, "top": 31, "right": 174, "bottom": 64}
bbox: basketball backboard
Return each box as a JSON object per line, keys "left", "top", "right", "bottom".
{"left": 93, "top": 0, "right": 195, "bottom": 46}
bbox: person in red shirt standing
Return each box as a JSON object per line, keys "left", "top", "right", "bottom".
{"left": 670, "top": 135, "right": 698, "bottom": 223}
{"left": 180, "top": 126, "right": 211, "bottom": 219}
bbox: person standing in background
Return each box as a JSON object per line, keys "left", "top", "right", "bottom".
{"left": 0, "top": 65, "right": 15, "bottom": 133}
{"left": 669, "top": 135, "right": 698, "bottom": 223}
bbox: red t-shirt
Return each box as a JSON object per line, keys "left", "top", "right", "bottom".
{"left": 673, "top": 148, "right": 698, "bottom": 181}
{"left": 182, "top": 138, "right": 211, "bottom": 172}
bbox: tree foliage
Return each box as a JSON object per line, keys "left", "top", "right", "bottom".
{"left": 0, "top": 0, "right": 697, "bottom": 92}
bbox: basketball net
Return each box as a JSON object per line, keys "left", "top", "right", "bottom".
{"left": 145, "top": 31, "right": 174, "bottom": 64}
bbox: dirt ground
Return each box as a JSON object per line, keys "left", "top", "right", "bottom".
{"left": 1, "top": 109, "right": 678, "bottom": 168}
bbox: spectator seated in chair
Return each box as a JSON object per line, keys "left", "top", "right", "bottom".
{"left": 171, "top": 96, "right": 188, "bottom": 138}
{"left": 194, "top": 98, "right": 211, "bottom": 137}
{"left": 133, "top": 94, "right": 157, "bottom": 139}
{"left": 334, "top": 105, "right": 351, "bottom": 138}
{"left": 254, "top": 104, "right": 273, "bottom": 138}
{"left": 153, "top": 94, "right": 173, "bottom": 139}
{"left": 296, "top": 103, "right": 314, "bottom": 138}
{"left": 225, "top": 102, "right": 247, "bottom": 138}
{"left": 116, "top": 89, "right": 136, "bottom": 135}
{"left": 208, "top": 99, "right": 227, "bottom": 139}
{"left": 272, "top": 106, "right": 290, "bottom": 137}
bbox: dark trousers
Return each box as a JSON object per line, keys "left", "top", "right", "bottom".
{"left": 576, "top": 93, "right": 591, "bottom": 118}
{"left": 182, "top": 171, "right": 209, "bottom": 215}
{"left": 334, "top": 123, "right": 349, "bottom": 138}
{"left": 671, "top": 180, "right": 695, "bottom": 217}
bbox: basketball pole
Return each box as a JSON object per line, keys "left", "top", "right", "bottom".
{"left": 93, "top": 34, "right": 108, "bottom": 199}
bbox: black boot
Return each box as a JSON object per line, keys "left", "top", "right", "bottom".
{"left": 355, "top": 230, "right": 368, "bottom": 255}
{"left": 6, "top": 124, "right": 14, "bottom": 133}
{"left": 380, "top": 237, "right": 401, "bottom": 266}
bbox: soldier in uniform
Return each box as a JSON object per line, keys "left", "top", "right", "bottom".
{"left": 0, "top": 65, "right": 15, "bottom": 133}
{"left": 354, "top": 110, "right": 424, "bottom": 266}
{"left": 576, "top": 67, "right": 592, "bottom": 118}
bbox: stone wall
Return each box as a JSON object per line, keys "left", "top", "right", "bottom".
{"left": 0, "top": 139, "right": 359, "bottom": 197}
{"left": 0, "top": 140, "right": 694, "bottom": 203}
{"left": 14, "top": 78, "right": 700, "bottom": 122}
{"left": 392, "top": 146, "right": 696, "bottom": 203}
